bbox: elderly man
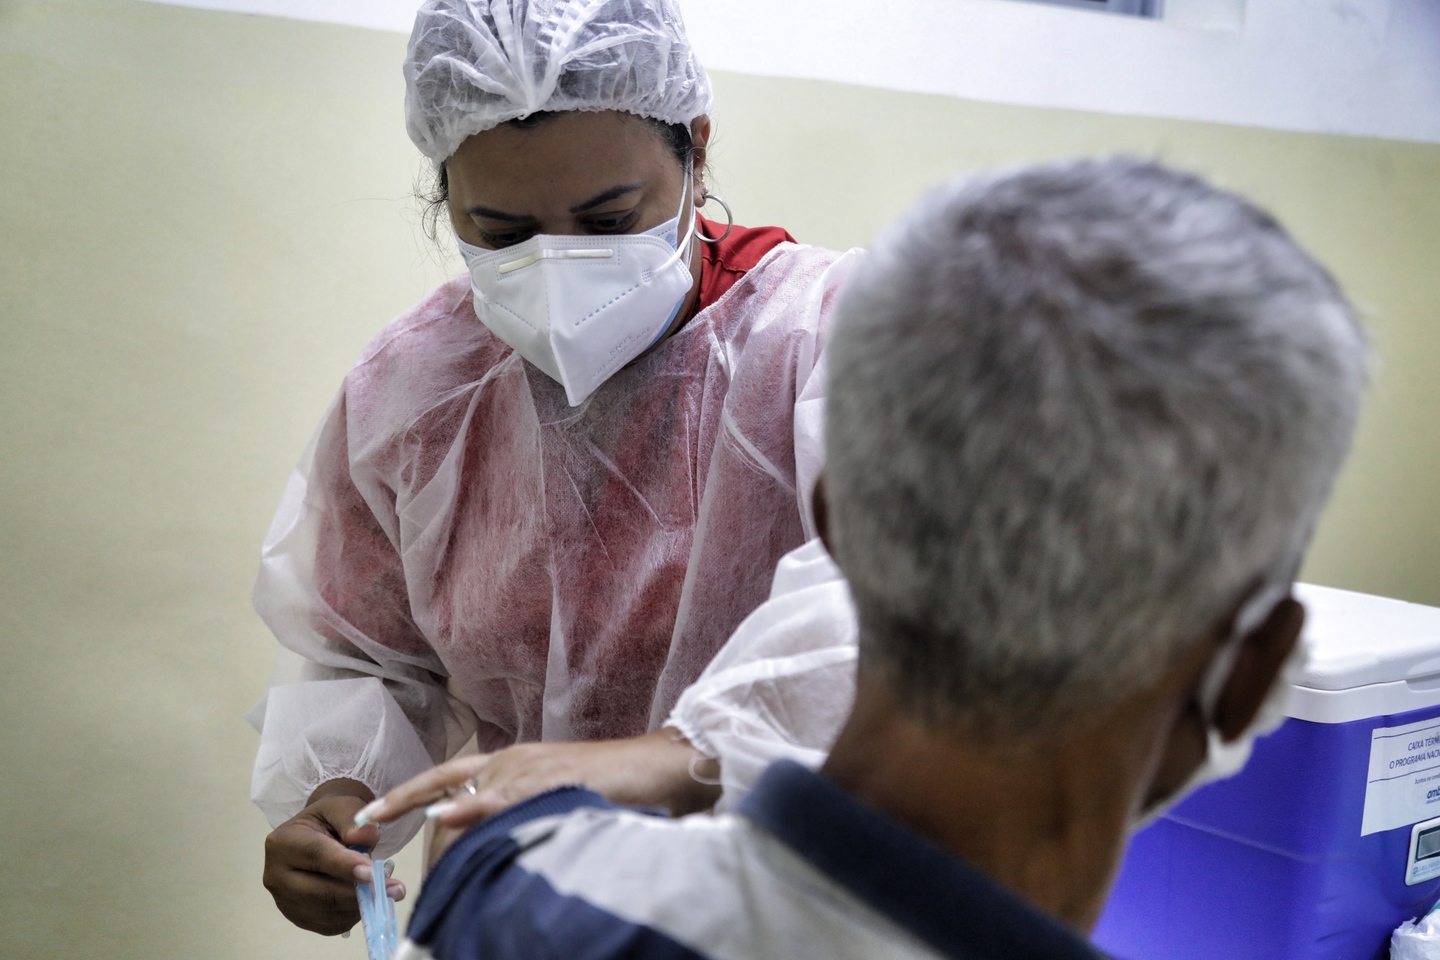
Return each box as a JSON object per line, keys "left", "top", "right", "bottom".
{"left": 385, "top": 157, "right": 1367, "bottom": 960}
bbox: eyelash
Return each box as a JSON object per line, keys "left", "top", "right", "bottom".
{"left": 586, "top": 211, "right": 639, "bottom": 233}
{"left": 477, "top": 229, "right": 528, "bottom": 248}
{"left": 475, "top": 211, "right": 640, "bottom": 249}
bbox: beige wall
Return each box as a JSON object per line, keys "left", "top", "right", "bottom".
{"left": 0, "top": 1, "right": 1436, "bottom": 958}
{"left": 705, "top": 75, "right": 1440, "bottom": 605}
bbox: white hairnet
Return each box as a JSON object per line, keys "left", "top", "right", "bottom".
{"left": 404, "top": 0, "right": 714, "bottom": 164}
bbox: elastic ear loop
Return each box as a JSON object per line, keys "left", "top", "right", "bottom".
{"left": 1197, "top": 580, "right": 1290, "bottom": 725}
{"left": 1132, "top": 578, "right": 1289, "bottom": 831}
{"left": 688, "top": 754, "right": 724, "bottom": 787}
{"left": 694, "top": 191, "right": 734, "bottom": 243}
{"left": 653, "top": 158, "right": 699, "bottom": 277}
{"left": 669, "top": 727, "right": 724, "bottom": 787}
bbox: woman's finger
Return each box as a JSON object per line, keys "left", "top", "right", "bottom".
{"left": 281, "top": 819, "right": 373, "bottom": 880}
{"left": 266, "top": 862, "right": 365, "bottom": 934}
{"left": 356, "top": 753, "right": 495, "bottom": 825}
{"left": 427, "top": 785, "right": 522, "bottom": 829}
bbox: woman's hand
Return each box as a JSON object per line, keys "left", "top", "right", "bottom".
{"left": 355, "top": 729, "right": 722, "bottom": 855}
{"left": 262, "top": 778, "right": 407, "bottom": 935}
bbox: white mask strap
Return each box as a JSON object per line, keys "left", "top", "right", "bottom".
{"left": 653, "top": 157, "right": 697, "bottom": 276}
{"left": 1197, "top": 580, "right": 1289, "bottom": 723}
{"left": 1132, "top": 567, "right": 1302, "bottom": 832}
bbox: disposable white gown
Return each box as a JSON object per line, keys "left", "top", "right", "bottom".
{"left": 665, "top": 538, "right": 860, "bottom": 810}
{"left": 250, "top": 244, "right": 861, "bottom": 854}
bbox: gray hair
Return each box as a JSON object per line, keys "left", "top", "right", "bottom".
{"left": 825, "top": 157, "right": 1368, "bottom": 733}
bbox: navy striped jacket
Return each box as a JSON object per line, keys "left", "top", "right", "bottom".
{"left": 397, "top": 761, "right": 1108, "bottom": 960}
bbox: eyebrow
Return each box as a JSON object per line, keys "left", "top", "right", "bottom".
{"left": 465, "top": 182, "right": 646, "bottom": 222}
{"left": 569, "top": 182, "right": 645, "bottom": 214}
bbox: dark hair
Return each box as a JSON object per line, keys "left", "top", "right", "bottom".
{"left": 419, "top": 113, "right": 695, "bottom": 242}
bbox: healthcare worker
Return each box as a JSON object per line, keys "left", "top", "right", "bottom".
{"left": 252, "top": 0, "right": 860, "bottom": 935}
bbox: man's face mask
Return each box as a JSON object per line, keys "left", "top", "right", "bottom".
{"left": 457, "top": 164, "right": 697, "bottom": 407}
{"left": 1132, "top": 580, "right": 1308, "bottom": 832}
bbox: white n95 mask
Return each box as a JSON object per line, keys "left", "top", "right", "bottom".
{"left": 457, "top": 173, "right": 697, "bottom": 407}
{"left": 1132, "top": 578, "right": 1308, "bottom": 832}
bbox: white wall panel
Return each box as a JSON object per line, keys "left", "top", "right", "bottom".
{"left": 133, "top": 0, "right": 1440, "bottom": 142}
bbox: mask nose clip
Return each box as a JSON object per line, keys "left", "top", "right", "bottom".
{"left": 497, "top": 247, "right": 616, "bottom": 275}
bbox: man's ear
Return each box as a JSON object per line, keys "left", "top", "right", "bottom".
{"left": 1140, "top": 593, "right": 1305, "bottom": 813}
{"left": 812, "top": 475, "right": 831, "bottom": 553}
{"left": 1213, "top": 596, "right": 1306, "bottom": 741}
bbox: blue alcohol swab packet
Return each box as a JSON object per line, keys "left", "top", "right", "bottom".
{"left": 350, "top": 846, "right": 399, "bottom": 960}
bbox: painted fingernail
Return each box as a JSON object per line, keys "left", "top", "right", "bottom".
{"left": 425, "top": 800, "right": 459, "bottom": 819}
{"left": 353, "top": 799, "right": 386, "bottom": 826}
{"left": 384, "top": 859, "right": 395, "bottom": 877}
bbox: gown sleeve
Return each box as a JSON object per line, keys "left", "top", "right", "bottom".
{"left": 247, "top": 387, "right": 477, "bottom": 856}
{"left": 792, "top": 299, "right": 829, "bottom": 542}
{"left": 663, "top": 539, "right": 859, "bottom": 811}
{"left": 665, "top": 249, "right": 862, "bottom": 811}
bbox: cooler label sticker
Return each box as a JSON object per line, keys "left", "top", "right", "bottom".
{"left": 1363, "top": 717, "right": 1440, "bottom": 836}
